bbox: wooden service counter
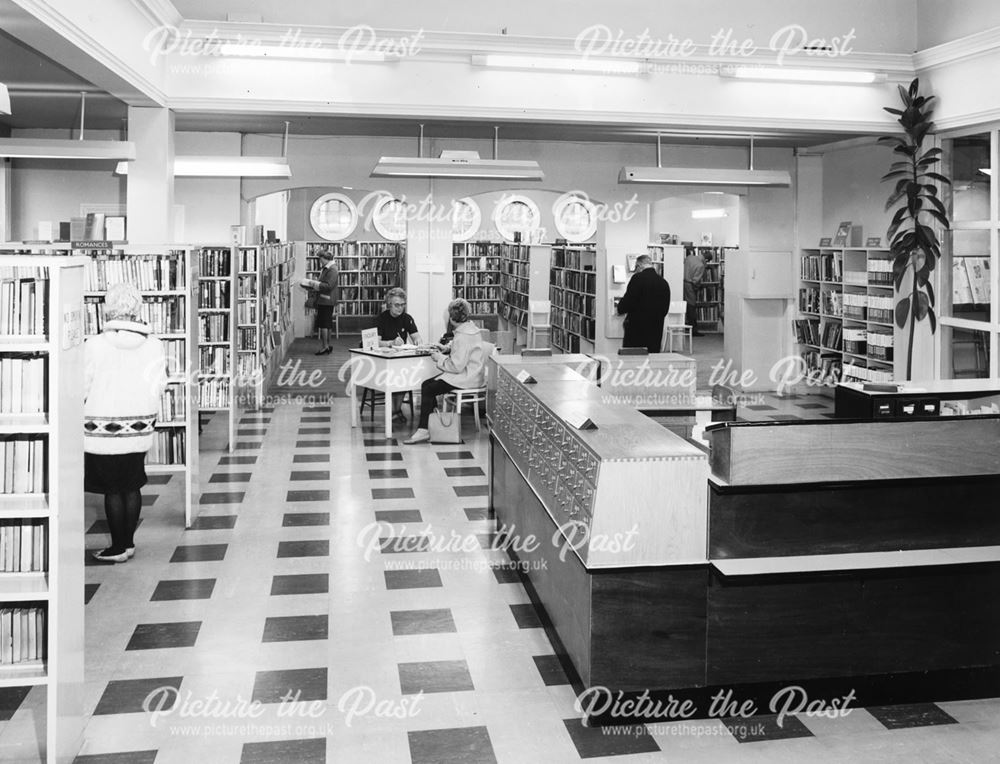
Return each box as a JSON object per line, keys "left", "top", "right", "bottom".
{"left": 488, "top": 357, "right": 1000, "bottom": 722}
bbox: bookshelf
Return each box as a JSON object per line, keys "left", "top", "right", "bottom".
{"left": 236, "top": 244, "right": 295, "bottom": 407}
{"left": 499, "top": 243, "right": 532, "bottom": 332}
{"left": 795, "top": 247, "right": 897, "bottom": 387}
{"left": 549, "top": 244, "right": 597, "bottom": 354}
{"left": 300, "top": 241, "right": 406, "bottom": 334}
{"left": 196, "top": 245, "right": 237, "bottom": 451}
{"left": 452, "top": 242, "right": 503, "bottom": 317}
{"left": 0, "top": 255, "right": 85, "bottom": 762}
{"left": 82, "top": 248, "right": 201, "bottom": 527}
{"left": 688, "top": 245, "right": 731, "bottom": 333}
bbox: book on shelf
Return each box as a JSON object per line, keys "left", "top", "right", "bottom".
{"left": 0, "top": 520, "right": 48, "bottom": 572}
{"left": 0, "top": 354, "right": 47, "bottom": 414}
{"left": 0, "top": 267, "right": 49, "bottom": 336}
{"left": 0, "top": 606, "right": 46, "bottom": 665}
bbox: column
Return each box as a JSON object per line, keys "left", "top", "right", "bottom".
{"left": 126, "top": 106, "right": 174, "bottom": 243}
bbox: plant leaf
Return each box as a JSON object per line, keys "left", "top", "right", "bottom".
{"left": 925, "top": 280, "right": 935, "bottom": 306}
{"left": 914, "top": 291, "right": 930, "bottom": 320}
{"left": 923, "top": 172, "right": 952, "bottom": 185}
{"left": 928, "top": 305, "right": 937, "bottom": 333}
{"left": 895, "top": 296, "right": 911, "bottom": 328}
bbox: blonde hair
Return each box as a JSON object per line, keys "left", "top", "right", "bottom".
{"left": 447, "top": 298, "right": 472, "bottom": 324}
{"left": 105, "top": 282, "right": 143, "bottom": 320}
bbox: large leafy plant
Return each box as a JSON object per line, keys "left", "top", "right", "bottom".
{"left": 878, "top": 78, "right": 951, "bottom": 379}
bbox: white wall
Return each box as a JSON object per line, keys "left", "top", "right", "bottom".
{"left": 9, "top": 129, "right": 124, "bottom": 241}
{"left": 821, "top": 142, "right": 895, "bottom": 245}
{"left": 173, "top": 131, "right": 242, "bottom": 243}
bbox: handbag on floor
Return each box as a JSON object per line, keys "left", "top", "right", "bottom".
{"left": 429, "top": 397, "right": 462, "bottom": 444}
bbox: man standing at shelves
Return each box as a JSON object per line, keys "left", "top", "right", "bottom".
{"left": 374, "top": 288, "right": 423, "bottom": 422}
{"left": 616, "top": 254, "right": 671, "bottom": 353}
{"left": 683, "top": 248, "right": 706, "bottom": 337}
{"left": 302, "top": 250, "right": 339, "bottom": 355}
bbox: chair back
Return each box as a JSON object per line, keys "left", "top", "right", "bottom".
{"left": 665, "top": 300, "right": 687, "bottom": 327}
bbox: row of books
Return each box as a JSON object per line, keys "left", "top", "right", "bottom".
{"left": 147, "top": 430, "right": 186, "bottom": 465}
{"left": 84, "top": 297, "right": 186, "bottom": 335}
{"left": 822, "top": 290, "right": 843, "bottom": 317}
{"left": 842, "top": 292, "right": 868, "bottom": 319}
{"left": 843, "top": 362, "right": 893, "bottom": 384}
{"left": 452, "top": 299, "right": 500, "bottom": 316}
{"left": 159, "top": 385, "right": 187, "bottom": 423}
{"left": 802, "top": 253, "right": 843, "bottom": 282}
{"left": 336, "top": 272, "right": 399, "bottom": 286}
{"left": 163, "top": 339, "right": 186, "bottom": 375}
{"left": 238, "top": 248, "right": 260, "bottom": 273}
{"left": 199, "top": 346, "right": 230, "bottom": 375}
{"left": 0, "top": 355, "right": 46, "bottom": 414}
{"left": 550, "top": 269, "right": 596, "bottom": 295}
{"left": 306, "top": 242, "right": 405, "bottom": 258}
{"left": 199, "top": 248, "right": 232, "bottom": 277}
{"left": 0, "top": 607, "right": 45, "bottom": 665}
{"left": 454, "top": 272, "right": 500, "bottom": 287}
{"left": 236, "top": 301, "right": 258, "bottom": 325}
{"left": 865, "top": 295, "right": 896, "bottom": 323}
{"left": 550, "top": 288, "right": 595, "bottom": 317}
{"left": 551, "top": 307, "right": 596, "bottom": 341}
{"left": 551, "top": 325, "right": 583, "bottom": 354}
{"left": 85, "top": 254, "right": 186, "bottom": 292}
{"left": 0, "top": 520, "right": 47, "bottom": 572}
{"left": 238, "top": 328, "right": 258, "bottom": 351}
{"left": 793, "top": 319, "right": 821, "bottom": 346}
{"left": 453, "top": 256, "right": 502, "bottom": 272}
{"left": 453, "top": 285, "right": 501, "bottom": 299}
{"left": 199, "top": 314, "right": 230, "bottom": 343}
{"left": 551, "top": 247, "right": 597, "bottom": 271}
{"left": 454, "top": 242, "right": 520, "bottom": 258}
{"left": 799, "top": 287, "right": 820, "bottom": 314}
{"left": 1, "top": 436, "right": 46, "bottom": 494}
{"left": 198, "top": 281, "right": 230, "bottom": 308}
{"left": 695, "top": 305, "right": 721, "bottom": 322}
{"left": 198, "top": 378, "right": 231, "bottom": 409}
{"left": 801, "top": 351, "right": 842, "bottom": 383}
{"left": 0, "top": 270, "right": 48, "bottom": 336}
{"left": 822, "top": 322, "right": 843, "bottom": 351}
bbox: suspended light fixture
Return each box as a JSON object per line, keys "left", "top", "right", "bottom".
{"left": 0, "top": 92, "right": 135, "bottom": 160}
{"left": 116, "top": 122, "right": 292, "bottom": 178}
{"left": 371, "top": 125, "right": 544, "bottom": 180}
{"left": 722, "top": 66, "right": 885, "bottom": 84}
{"left": 619, "top": 134, "right": 791, "bottom": 186}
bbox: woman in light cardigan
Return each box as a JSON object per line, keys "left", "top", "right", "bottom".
{"left": 84, "top": 283, "right": 168, "bottom": 562}
{"left": 404, "top": 298, "right": 485, "bottom": 444}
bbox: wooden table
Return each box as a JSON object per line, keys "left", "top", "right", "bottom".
{"left": 347, "top": 348, "right": 439, "bottom": 439}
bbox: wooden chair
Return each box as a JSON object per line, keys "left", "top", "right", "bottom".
{"left": 444, "top": 342, "right": 496, "bottom": 431}
{"left": 662, "top": 300, "right": 693, "bottom": 353}
{"left": 359, "top": 389, "right": 413, "bottom": 421}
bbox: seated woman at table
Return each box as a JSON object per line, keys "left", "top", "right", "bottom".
{"left": 376, "top": 287, "right": 423, "bottom": 348}
{"left": 403, "top": 298, "right": 485, "bottom": 444}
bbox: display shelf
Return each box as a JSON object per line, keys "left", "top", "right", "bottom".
{"left": 78, "top": 247, "right": 201, "bottom": 526}
{"left": 452, "top": 242, "right": 503, "bottom": 316}
{"left": 796, "top": 246, "right": 897, "bottom": 387}
{"left": 687, "top": 245, "right": 731, "bottom": 333}
{"left": 196, "top": 245, "right": 237, "bottom": 450}
{"left": 498, "top": 243, "right": 532, "bottom": 331}
{"left": 236, "top": 243, "right": 295, "bottom": 407}
{"left": 549, "top": 244, "right": 597, "bottom": 353}
{"left": 0, "top": 255, "right": 85, "bottom": 763}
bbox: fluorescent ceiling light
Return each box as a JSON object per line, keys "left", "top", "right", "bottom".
{"left": 0, "top": 138, "right": 136, "bottom": 160}
{"left": 0, "top": 83, "right": 10, "bottom": 116}
{"left": 372, "top": 154, "right": 543, "bottom": 180}
{"left": 218, "top": 42, "right": 385, "bottom": 62}
{"left": 723, "top": 66, "right": 882, "bottom": 84}
{"left": 691, "top": 208, "right": 728, "bottom": 219}
{"left": 619, "top": 167, "right": 790, "bottom": 186}
{"left": 115, "top": 156, "right": 291, "bottom": 178}
{"left": 472, "top": 54, "right": 643, "bottom": 75}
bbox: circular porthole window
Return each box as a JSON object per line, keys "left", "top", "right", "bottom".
{"left": 553, "top": 194, "right": 597, "bottom": 242}
{"left": 493, "top": 194, "right": 540, "bottom": 243}
{"left": 451, "top": 197, "right": 482, "bottom": 242}
{"left": 372, "top": 197, "right": 408, "bottom": 241}
{"left": 309, "top": 193, "right": 358, "bottom": 241}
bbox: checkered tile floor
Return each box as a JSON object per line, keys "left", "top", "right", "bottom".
{"left": 1, "top": 390, "right": 998, "bottom": 762}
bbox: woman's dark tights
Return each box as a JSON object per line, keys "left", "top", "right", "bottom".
{"left": 104, "top": 490, "right": 141, "bottom": 552}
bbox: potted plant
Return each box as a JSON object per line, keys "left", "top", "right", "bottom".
{"left": 879, "top": 78, "right": 951, "bottom": 379}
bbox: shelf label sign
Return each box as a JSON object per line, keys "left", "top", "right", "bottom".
{"left": 562, "top": 406, "right": 597, "bottom": 430}
{"left": 62, "top": 305, "right": 82, "bottom": 349}
{"left": 515, "top": 369, "right": 536, "bottom": 384}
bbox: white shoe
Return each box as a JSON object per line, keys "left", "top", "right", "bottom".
{"left": 403, "top": 429, "right": 430, "bottom": 444}
{"left": 126, "top": 546, "right": 136, "bottom": 559}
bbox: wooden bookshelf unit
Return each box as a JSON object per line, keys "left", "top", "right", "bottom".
{"left": 1, "top": 255, "right": 85, "bottom": 762}
{"left": 549, "top": 244, "right": 597, "bottom": 353}
{"left": 795, "top": 246, "right": 897, "bottom": 387}
{"left": 452, "top": 242, "right": 503, "bottom": 318}
{"left": 196, "top": 245, "right": 236, "bottom": 451}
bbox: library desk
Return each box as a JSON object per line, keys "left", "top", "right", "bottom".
{"left": 836, "top": 379, "right": 1000, "bottom": 419}
{"left": 488, "top": 357, "right": 1000, "bottom": 724}
{"left": 347, "top": 348, "right": 438, "bottom": 439}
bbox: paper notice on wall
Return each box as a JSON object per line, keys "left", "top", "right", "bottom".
{"left": 62, "top": 305, "right": 82, "bottom": 349}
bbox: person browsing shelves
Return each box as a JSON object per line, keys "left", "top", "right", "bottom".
{"left": 301, "top": 250, "right": 340, "bottom": 355}
{"left": 376, "top": 287, "right": 423, "bottom": 347}
{"left": 403, "top": 298, "right": 485, "bottom": 445}
{"left": 683, "top": 248, "right": 706, "bottom": 337}
{"left": 616, "top": 254, "right": 672, "bottom": 353}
